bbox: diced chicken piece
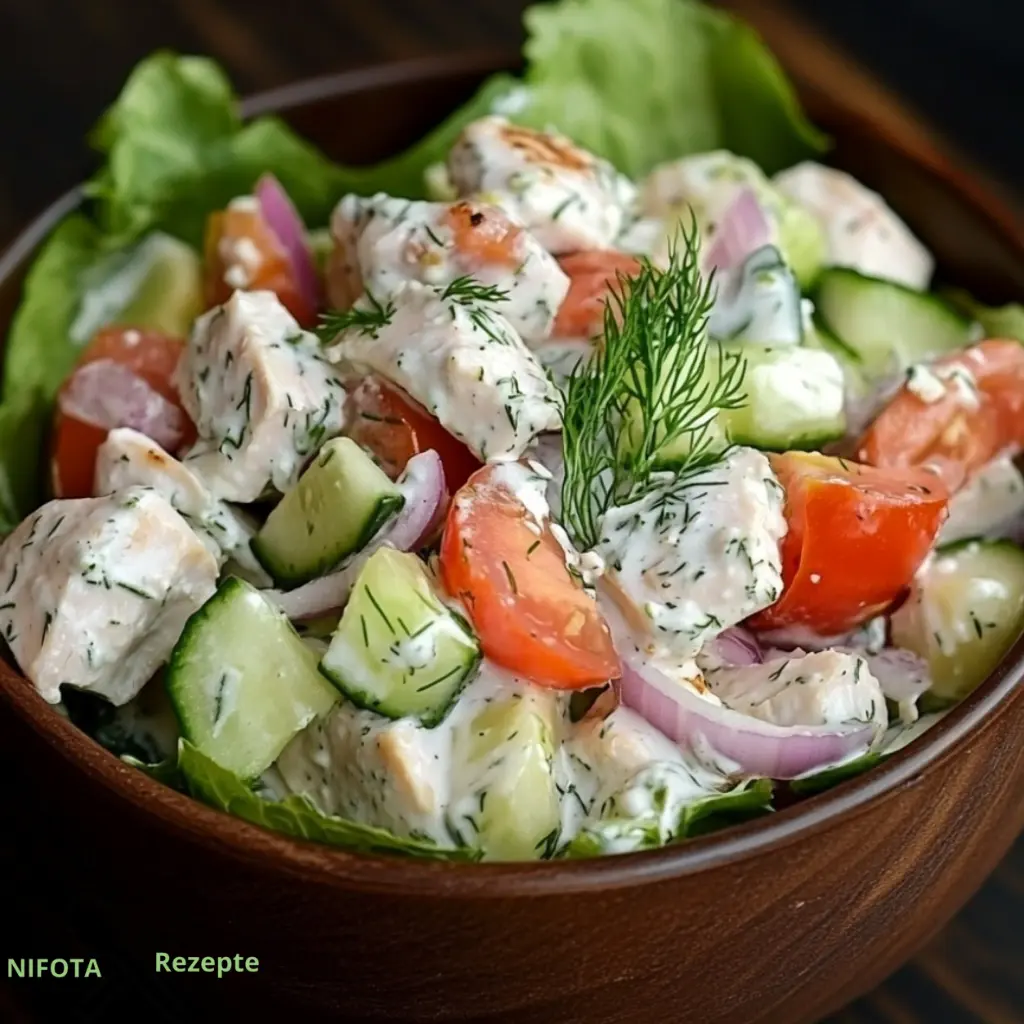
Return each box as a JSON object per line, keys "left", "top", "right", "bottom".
{"left": 447, "top": 116, "right": 636, "bottom": 254}
{"left": 94, "top": 428, "right": 268, "bottom": 583}
{"left": 564, "top": 706, "right": 687, "bottom": 805}
{"left": 174, "top": 290, "right": 346, "bottom": 502}
{"left": 560, "top": 707, "right": 748, "bottom": 852}
{"left": 0, "top": 488, "right": 218, "bottom": 705}
{"left": 276, "top": 698, "right": 449, "bottom": 844}
{"left": 328, "top": 194, "right": 569, "bottom": 343}
{"left": 327, "top": 281, "right": 561, "bottom": 462}
{"left": 773, "top": 161, "right": 934, "bottom": 289}
{"left": 939, "top": 453, "right": 1024, "bottom": 545}
{"left": 702, "top": 648, "right": 888, "bottom": 733}
{"left": 597, "top": 447, "right": 786, "bottom": 660}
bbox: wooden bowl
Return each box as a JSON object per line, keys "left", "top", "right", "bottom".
{"left": 2, "top": 54, "right": 1024, "bottom": 1024}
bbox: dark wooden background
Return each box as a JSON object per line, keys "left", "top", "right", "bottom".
{"left": 0, "top": 1, "right": 1022, "bottom": 1021}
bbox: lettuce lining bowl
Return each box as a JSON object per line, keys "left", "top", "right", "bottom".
{"left": 2, "top": 53, "right": 1024, "bottom": 1024}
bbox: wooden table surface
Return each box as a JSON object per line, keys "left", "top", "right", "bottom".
{"left": 0, "top": 1, "right": 1021, "bottom": 1021}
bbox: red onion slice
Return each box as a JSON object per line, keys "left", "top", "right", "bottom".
{"left": 619, "top": 656, "right": 876, "bottom": 779}
{"left": 385, "top": 449, "right": 448, "bottom": 552}
{"left": 59, "top": 359, "right": 188, "bottom": 454}
{"left": 256, "top": 173, "right": 322, "bottom": 315}
{"left": 267, "top": 449, "right": 447, "bottom": 620}
{"left": 843, "top": 646, "right": 931, "bottom": 704}
{"left": 703, "top": 188, "right": 772, "bottom": 274}
{"left": 706, "top": 626, "right": 763, "bottom": 666}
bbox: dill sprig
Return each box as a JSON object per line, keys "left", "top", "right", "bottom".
{"left": 316, "top": 291, "right": 395, "bottom": 343}
{"left": 440, "top": 275, "right": 510, "bottom": 307}
{"left": 560, "top": 218, "right": 748, "bottom": 551}
{"left": 439, "top": 275, "right": 513, "bottom": 347}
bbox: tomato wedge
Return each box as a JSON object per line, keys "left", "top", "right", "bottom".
{"left": 442, "top": 201, "right": 524, "bottom": 266}
{"left": 204, "top": 204, "right": 316, "bottom": 326}
{"left": 857, "top": 339, "right": 1024, "bottom": 492}
{"left": 440, "top": 465, "right": 619, "bottom": 688}
{"left": 553, "top": 250, "right": 641, "bottom": 338}
{"left": 748, "top": 452, "right": 949, "bottom": 636}
{"left": 51, "top": 327, "right": 194, "bottom": 499}
{"left": 346, "top": 376, "right": 480, "bottom": 491}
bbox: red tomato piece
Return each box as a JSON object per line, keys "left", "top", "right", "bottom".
{"left": 857, "top": 340, "right": 1024, "bottom": 492}
{"left": 51, "top": 327, "right": 194, "bottom": 499}
{"left": 204, "top": 206, "right": 316, "bottom": 327}
{"left": 748, "top": 452, "right": 949, "bottom": 636}
{"left": 440, "top": 464, "right": 620, "bottom": 688}
{"left": 553, "top": 250, "right": 641, "bottom": 338}
{"left": 442, "top": 201, "right": 524, "bottom": 267}
{"left": 346, "top": 376, "right": 480, "bottom": 492}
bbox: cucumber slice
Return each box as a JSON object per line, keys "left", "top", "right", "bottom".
{"left": 814, "top": 268, "right": 971, "bottom": 381}
{"left": 890, "top": 540, "right": 1024, "bottom": 705}
{"left": 709, "top": 246, "right": 803, "bottom": 347}
{"left": 167, "top": 577, "right": 339, "bottom": 779}
{"left": 72, "top": 232, "right": 203, "bottom": 344}
{"left": 448, "top": 687, "right": 562, "bottom": 860}
{"left": 252, "top": 437, "right": 404, "bottom": 587}
{"left": 320, "top": 548, "right": 481, "bottom": 726}
{"left": 718, "top": 342, "right": 846, "bottom": 451}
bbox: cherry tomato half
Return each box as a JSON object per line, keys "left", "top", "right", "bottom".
{"left": 553, "top": 250, "right": 641, "bottom": 338}
{"left": 346, "top": 376, "right": 480, "bottom": 492}
{"left": 440, "top": 464, "right": 619, "bottom": 688}
{"left": 857, "top": 340, "right": 1024, "bottom": 492}
{"left": 748, "top": 452, "right": 949, "bottom": 635}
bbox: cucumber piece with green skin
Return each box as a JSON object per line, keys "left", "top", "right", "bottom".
{"left": 448, "top": 687, "right": 562, "bottom": 861}
{"left": 71, "top": 232, "right": 203, "bottom": 344}
{"left": 813, "top": 267, "right": 971, "bottom": 381}
{"left": 655, "top": 342, "right": 845, "bottom": 463}
{"left": 252, "top": 437, "right": 404, "bottom": 587}
{"left": 320, "top": 548, "right": 481, "bottom": 726}
{"left": 890, "top": 539, "right": 1024, "bottom": 705}
{"left": 167, "top": 577, "right": 339, "bottom": 779}
{"left": 718, "top": 342, "right": 846, "bottom": 451}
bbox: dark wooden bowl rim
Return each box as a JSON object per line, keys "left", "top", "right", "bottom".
{"left": 2, "top": 52, "right": 1023, "bottom": 899}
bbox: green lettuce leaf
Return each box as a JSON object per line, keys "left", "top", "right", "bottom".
{"left": 789, "top": 710, "right": 950, "bottom": 796}
{"left": 3, "top": 213, "right": 103, "bottom": 401}
{"left": 945, "top": 288, "right": 1024, "bottom": 343}
{"left": 122, "top": 754, "right": 187, "bottom": 791}
{"left": 516, "top": 0, "right": 827, "bottom": 178}
{"left": 177, "top": 740, "right": 478, "bottom": 861}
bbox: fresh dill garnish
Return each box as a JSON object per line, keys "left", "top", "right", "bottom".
{"left": 316, "top": 291, "right": 396, "bottom": 342}
{"left": 559, "top": 219, "right": 748, "bottom": 551}
{"left": 440, "top": 275, "right": 510, "bottom": 307}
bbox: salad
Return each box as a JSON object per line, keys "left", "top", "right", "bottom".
{"left": 2, "top": 0, "right": 1024, "bottom": 863}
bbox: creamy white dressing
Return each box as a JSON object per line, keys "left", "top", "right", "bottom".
{"left": 703, "top": 649, "right": 887, "bottom": 734}
{"left": 940, "top": 453, "right": 1024, "bottom": 545}
{"left": 95, "top": 427, "right": 269, "bottom": 584}
{"left": 330, "top": 193, "right": 569, "bottom": 342}
{"left": 0, "top": 488, "right": 218, "bottom": 705}
{"left": 176, "top": 290, "right": 347, "bottom": 502}
{"left": 276, "top": 656, "right": 749, "bottom": 858}
{"left": 596, "top": 447, "right": 786, "bottom": 660}
{"left": 773, "top": 161, "right": 934, "bottom": 289}
{"left": 708, "top": 245, "right": 803, "bottom": 346}
{"left": 327, "top": 281, "right": 561, "bottom": 462}
{"left": 447, "top": 115, "right": 636, "bottom": 254}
